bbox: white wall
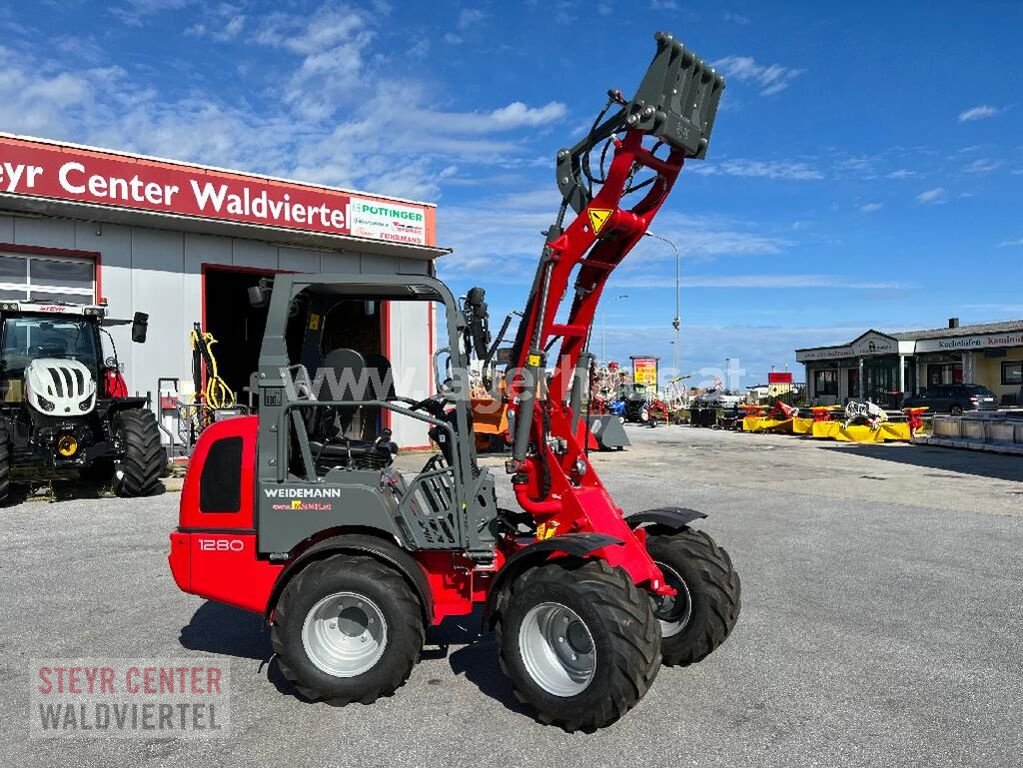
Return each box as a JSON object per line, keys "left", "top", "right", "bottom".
{"left": 0, "top": 212, "right": 436, "bottom": 448}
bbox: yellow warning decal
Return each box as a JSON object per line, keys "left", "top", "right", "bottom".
{"left": 536, "top": 521, "right": 559, "bottom": 541}
{"left": 527, "top": 353, "right": 542, "bottom": 367}
{"left": 308, "top": 313, "right": 320, "bottom": 331}
{"left": 588, "top": 208, "right": 612, "bottom": 234}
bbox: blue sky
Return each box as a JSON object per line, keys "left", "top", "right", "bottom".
{"left": 2, "top": 1, "right": 1022, "bottom": 387}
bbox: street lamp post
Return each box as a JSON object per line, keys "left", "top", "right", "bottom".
{"left": 673, "top": 242, "right": 681, "bottom": 377}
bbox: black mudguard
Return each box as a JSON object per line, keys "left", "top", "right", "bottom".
{"left": 265, "top": 532, "right": 433, "bottom": 624}
{"left": 626, "top": 506, "right": 707, "bottom": 530}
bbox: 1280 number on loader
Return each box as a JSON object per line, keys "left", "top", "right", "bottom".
{"left": 168, "top": 32, "right": 740, "bottom": 732}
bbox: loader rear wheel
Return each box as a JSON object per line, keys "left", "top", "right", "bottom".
{"left": 647, "top": 528, "right": 741, "bottom": 666}
{"left": 112, "top": 409, "right": 165, "bottom": 497}
{"left": 271, "top": 554, "right": 424, "bottom": 706}
{"left": 497, "top": 560, "right": 661, "bottom": 732}
{"left": 0, "top": 427, "right": 9, "bottom": 503}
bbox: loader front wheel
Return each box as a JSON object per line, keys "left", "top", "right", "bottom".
{"left": 497, "top": 560, "right": 661, "bottom": 732}
{"left": 112, "top": 409, "right": 165, "bottom": 497}
{"left": 271, "top": 554, "right": 424, "bottom": 705}
{"left": 647, "top": 527, "right": 741, "bottom": 666}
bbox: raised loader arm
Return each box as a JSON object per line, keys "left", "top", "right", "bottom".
{"left": 505, "top": 32, "right": 725, "bottom": 593}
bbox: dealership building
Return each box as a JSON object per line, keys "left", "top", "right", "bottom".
{"left": 0, "top": 133, "right": 447, "bottom": 448}
{"left": 796, "top": 318, "right": 1023, "bottom": 407}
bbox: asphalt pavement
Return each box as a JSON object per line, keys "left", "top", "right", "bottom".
{"left": 1, "top": 426, "right": 1021, "bottom": 767}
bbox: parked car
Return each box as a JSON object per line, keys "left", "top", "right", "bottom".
{"left": 901, "top": 384, "right": 999, "bottom": 415}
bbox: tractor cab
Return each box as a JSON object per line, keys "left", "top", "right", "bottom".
{"left": 209, "top": 273, "right": 499, "bottom": 562}
{"left": 0, "top": 302, "right": 108, "bottom": 411}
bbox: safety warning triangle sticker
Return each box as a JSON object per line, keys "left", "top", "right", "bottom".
{"left": 588, "top": 208, "right": 612, "bottom": 234}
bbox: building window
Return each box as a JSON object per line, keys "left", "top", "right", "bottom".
{"left": 0, "top": 253, "right": 96, "bottom": 304}
{"left": 814, "top": 369, "right": 838, "bottom": 397}
{"left": 1003, "top": 361, "right": 1023, "bottom": 386}
{"left": 927, "top": 363, "right": 963, "bottom": 386}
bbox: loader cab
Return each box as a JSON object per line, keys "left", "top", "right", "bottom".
{"left": 244, "top": 273, "right": 497, "bottom": 561}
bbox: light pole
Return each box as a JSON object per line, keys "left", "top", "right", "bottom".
{"left": 601, "top": 294, "right": 629, "bottom": 365}
{"left": 644, "top": 231, "right": 681, "bottom": 377}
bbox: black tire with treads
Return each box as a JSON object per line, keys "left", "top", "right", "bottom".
{"left": 271, "top": 554, "right": 424, "bottom": 705}
{"left": 112, "top": 409, "right": 165, "bottom": 497}
{"left": 497, "top": 559, "right": 661, "bottom": 732}
{"left": 646, "top": 527, "right": 740, "bottom": 666}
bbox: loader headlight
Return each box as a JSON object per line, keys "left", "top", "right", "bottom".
{"left": 79, "top": 395, "right": 94, "bottom": 410}
{"left": 36, "top": 395, "right": 55, "bottom": 412}
{"left": 56, "top": 435, "right": 79, "bottom": 457}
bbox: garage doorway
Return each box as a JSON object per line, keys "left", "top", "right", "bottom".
{"left": 202, "top": 267, "right": 387, "bottom": 433}
{"left": 202, "top": 266, "right": 277, "bottom": 400}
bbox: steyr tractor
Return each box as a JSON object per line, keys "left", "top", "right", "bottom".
{"left": 0, "top": 300, "right": 165, "bottom": 501}
{"left": 169, "top": 32, "right": 741, "bottom": 731}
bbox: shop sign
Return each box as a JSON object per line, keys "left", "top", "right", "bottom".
{"left": 0, "top": 135, "right": 433, "bottom": 245}
{"left": 631, "top": 357, "right": 659, "bottom": 387}
{"left": 796, "top": 346, "right": 854, "bottom": 362}
{"left": 348, "top": 197, "right": 427, "bottom": 245}
{"left": 915, "top": 331, "right": 1023, "bottom": 354}
{"left": 850, "top": 331, "right": 896, "bottom": 356}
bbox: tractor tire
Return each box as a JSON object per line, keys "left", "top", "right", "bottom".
{"left": 646, "top": 527, "right": 741, "bottom": 666}
{"left": 497, "top": 559, "right": 661, "bottom": 732}
{"left": 0, "top": 427, "right": 9, "bottom": 504}
{"left": 112, "top": 409, "right": 165, "bottom": 497}
{"left": 271, "top": 554, "right": 424, "bottom": 706}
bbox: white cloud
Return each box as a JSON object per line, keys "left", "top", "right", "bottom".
{"left": 437, "top": 192, "right": 794, "bottom": 281}
{"left": 650, "top": 0, "right": 679, "bottom": 8}
{"left": 0, "top": 2, "right": 569, "bottom": 203}
{"left": 457, "top": 8, "right": 485, "bottom": 30}
{"left": 186, "top": 13, "right": 245, "bottom": 42}
{"left": 693, "top": 158, "right": 824, "bottom": 180}
{"left": 110, "top": 0, "right": 193, "bottom": 26}
{"left": 712, "top": 55, "right": 804, "bottom": 96}
{"left": 997, "top": 238, "right": 1023, "bottom": 247}
{"left": 886, "top": 169, "right": 916, "bottom": 179}
{"left": 443, "top": 32, "right": 462, "bottom": 45}
{"left": 916, "top": 187, "right": 947, "bottom": 205}
{"left": 723, "top": 11, "right": 750, "bottom": 24}
{"left": 860, "top": 202, "right": 883, "bottom": 213}
{"left": 958, "top": 105, "right": 1000, "bottom": 122}
{"left": 614, "top": 274, "right": 905, "bottom": 290}
{"left": 963, "top": 158, "right": 1002, "bottom": 174}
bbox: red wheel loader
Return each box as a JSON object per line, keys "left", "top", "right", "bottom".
{"left": 169, "top": 32, "right": 740, "bottom": 732}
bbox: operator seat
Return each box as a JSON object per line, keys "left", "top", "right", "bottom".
{"left": 306, "top": 348, "right": 397, "bottom": 473}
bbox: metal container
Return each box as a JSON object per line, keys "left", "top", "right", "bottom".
{"left": 961, "top": 419, "right": 986, "bottom": 441}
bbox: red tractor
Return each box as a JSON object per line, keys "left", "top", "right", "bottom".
{"left": 169, "top": 32, "right": 740, "bottom": 731}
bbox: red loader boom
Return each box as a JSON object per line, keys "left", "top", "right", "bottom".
{"left": 506, "top": 31, "right": 725, "bottom": 593}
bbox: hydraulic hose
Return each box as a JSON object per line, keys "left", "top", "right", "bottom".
{"left": 190, "top": 325, "right": 236, "bottom": 413}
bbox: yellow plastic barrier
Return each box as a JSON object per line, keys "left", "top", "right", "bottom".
{"left": 742, "top": 416, "right": 794, "bottom": 434}
{"left": 810, "top": 420, "right": 912, "bottom": 443}
{"left": 793, "top": 417, "right": 813, "bottom": 435}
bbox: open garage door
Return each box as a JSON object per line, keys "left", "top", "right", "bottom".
{"left": 203, "top": 267, "right": 384, "bottom": 427}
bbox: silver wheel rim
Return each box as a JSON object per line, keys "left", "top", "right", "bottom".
{"left": 301, "top": 591, "right": 388, "bottom": 677}
{"left": 652, "top": 562, "right": 693, "bottom": 638}
{"left": 518, "top": 602, "right": 596, "bottom": 697}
